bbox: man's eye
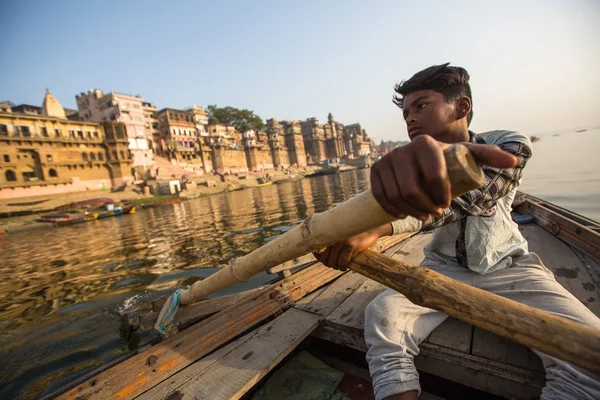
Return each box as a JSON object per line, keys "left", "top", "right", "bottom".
{"left": 417, "top": 103, "right": 427, "bottom": 110}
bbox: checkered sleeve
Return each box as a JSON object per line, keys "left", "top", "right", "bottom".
{"left": 419, "top": 141, "right": 532, "bottom": 232}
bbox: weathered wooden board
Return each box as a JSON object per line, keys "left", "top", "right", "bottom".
{"left": 524, "top": 197, "right": 600, "bottom": 260}
{"left": 167, "top": 309, "right": 321, "bottom": 400}
{"left": 135, "top": 329, "right": 259, "bottom": 400}
{"left": 521, "top": 223, "right": 600, "bottom": 316}
{"left": 326, "top": 278, "right": 387, "bottom": 334}
{"left": 138, "top": 286, "right": 269, "bottom": 331}
{"left": 427, "top": 318, "right": 473, "bottom": 354}
{"left": 58, "top": 264, "right": 341, "bottom": 400}
{"left": 471, "top": 327, "right": 544, "bottom": 372}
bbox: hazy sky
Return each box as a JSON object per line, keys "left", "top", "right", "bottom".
{"left": 1, "top": 1, "right": 598, "bottom": 142}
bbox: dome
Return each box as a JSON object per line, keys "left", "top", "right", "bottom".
{"left": 41, "top": 89, "right": 66, "bottom": 119}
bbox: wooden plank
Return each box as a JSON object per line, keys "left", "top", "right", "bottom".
{"left": 266, "top": 253, "right": 316, "bottom": 274}
{"left": 326, "top": 279, "right": 387, "bottom": 334}
{"left": 58, "top": 264, "right": 341, "bottom": 400}
{"left": 169, "top": 309, "right": 321, "bottom": 400}
{"left": 427, "top": 318, "right": 473, "bottom": 354}
{"left": 135, "top": 330, "right": 259, "bottom": 400}
{"left": 524, "top": 197, "right": 600, "bottom": 260}
{"left": 521, "top": 224, "right": 600, "bottom": 316}
{"left": 137, "top": 286, "right": 268, "bottom": 331}
{"left": 294, "top": 271, "right": 369, "bottom": 316}
{"left": 321, "top": 233, "right": 431, "bottom": 334}
{"left": 471, "top": 327, "right": 544, "bottom": 372}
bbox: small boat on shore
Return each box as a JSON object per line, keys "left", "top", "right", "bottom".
{"left": 55, "top": 198, "right": 114, "bottom": 211}
{"left": 306, "top": 166, "right": 340, "bottom": 177}
{"left": 39, "top": 211, "right": 98, "bottom": 225}
{"left": 141, "top": 198, "right": 182, "bottom": 208}
{"left": 50, "top": 192, "right": 600, "bottom": 400}
{"left": 39, "top": 204, "right": 134, "bottom": 225}
{"left": 276, "top": 176, "right": 302, "bottom": 184}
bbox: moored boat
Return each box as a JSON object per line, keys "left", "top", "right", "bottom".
{"left": 55, "top": 198, "right": 114, "bottom": 211}
{"left": 306, "top": 166, "right": 340, "bottom": 177}
{"left": 141, "top": 198, "right": 182, "bottom": 208}
{"left": 49, "top": 192, "right": 600, "bottom": 400}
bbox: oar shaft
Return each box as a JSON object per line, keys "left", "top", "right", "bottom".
{"left": 180, "top": 144, "right": 483, "bottom": 305}
{"left": 350, "top": 249, "right": 600, "bottom": 375}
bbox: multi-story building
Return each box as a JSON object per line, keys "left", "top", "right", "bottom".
{"left": 266, "top": 119, "right": 307, "bottom": 168}
{"left": 0, "top": 91, "right": 132, "bottom": 198}
{"left": 188, "top": 105, "right": 209, "bottom": 137}
{"left": 156, "top": 108, "right": 204, "bottom": 171}
{"left": 76, "top": 90, "right": 153, "bottom": 175}
{"left": 142, "top": 102, "right": 160, "bottom": 154}
{"left": 342, "top": 123, "right": 375, "bottom": 158}
{"left": 301, "top": 113, "right": 344, "bottom": 164}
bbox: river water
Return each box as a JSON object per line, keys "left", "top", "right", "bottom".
{"left": 0, "top": 128, "right": 598, "bottom": 399}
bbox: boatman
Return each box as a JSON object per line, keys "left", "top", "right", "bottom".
{"left": 315, "top": 63, "right": 600, "bottom": 399}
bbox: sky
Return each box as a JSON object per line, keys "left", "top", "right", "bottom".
{"left": 0, "top": 0, "right": 599, "bottom": 143}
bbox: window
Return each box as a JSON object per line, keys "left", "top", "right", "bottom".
{"left": 98, "top": 152, "right": 104, "bottom": 161}
{"left": 20, "top": 125, "right": 31, "bottom": 137}
{"left": 90, "top": 152, "right": 96, "bottom": 161}
{"left": 128, "top": 151, "right": 132, "bottom": 159}
{"left": 3, "top": 155, "right": 9, "bottom": 162}
{"left": 41, "top": 126, "right": 48, "bottom": 136}
{"left": 77, "top": 130, "right": 83, "bottom": 139}
{"left": 86, "top": 131, "right": 91, "bottom": 138}
{"left": 55, "top": 128, "right": 60, "bottom": 137}
{"left": 0, "top": 124, "right": 7, "bottom": 135}
{"left": 82, "top": 152, "right": 88, "bottom": 161}
{"left": 93, "top": 131, "right": 99, "bottom": 138}
{"left": 112, "top": 150, "right": 117, "bottom": 160}
{"left": 5, "top": 170, "right": 16, "bottom": 181}
{"left": 48, "top": 168, "right": 57, "bottom": 177}
{"left": 69, "top": 130, "right": 75, "bottom": 138}
{"left": 119, "top": 150, "right": 125, "bottom": 159}
{"left": 46, "top": 154, "right": 52, "bottom": 162}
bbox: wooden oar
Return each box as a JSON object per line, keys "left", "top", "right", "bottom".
{"left": 350, "top": 250, "right": 600, "bottom": 375}
{"left": 177, "top": 144, "right": 483, "bottom": 306}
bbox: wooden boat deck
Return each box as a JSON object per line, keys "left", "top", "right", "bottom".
{"left": 54, "top": 193, "right": 600, "bottom": 400}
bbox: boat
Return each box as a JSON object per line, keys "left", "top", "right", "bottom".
{"left": 141, "top": 198, "right": 182, "bottom": 208}
{"left": 55, "top": 198, "right": 114, "bottom": 211}
{"left": 46, "top": 192, "right": 600, "bottom": 400}
{"left": 306, "top": 166, "right": 340, "bottom": 177}
{"left": 530, "top": 135, "right": 541, "bottom": 142}
{"left": 339, "top": 165, "right": 357, "bottom": 172}
{"left": 96, "top": 204, "right": 135, "bottom": 218}
{"left": 276, "top": 176, "right": 302, "bottom": 184}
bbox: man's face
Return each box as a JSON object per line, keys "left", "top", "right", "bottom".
{"left": 402, "top": 89, "right": 467, "bottom": 144}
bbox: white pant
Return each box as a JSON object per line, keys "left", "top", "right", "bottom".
{"left": 364, "top": 252, "right": 600, "bottom": 400}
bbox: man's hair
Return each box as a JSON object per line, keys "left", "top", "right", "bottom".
{"left": 393, "top": 63, "right": 473, "bottom": 125}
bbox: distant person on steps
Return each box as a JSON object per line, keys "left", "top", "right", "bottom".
{"left": 315, "top": 63, "right": 600, "bottom": 399}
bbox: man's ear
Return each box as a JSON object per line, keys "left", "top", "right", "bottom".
{"left": 455, "top": 97, "right": 472, "bottom": 120}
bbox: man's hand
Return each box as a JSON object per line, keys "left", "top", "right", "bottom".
{"left": 371, "top": 135, "right": 517, "bottom": 220}
{"left": 313, "top": 224, "right": 392, "bottom": 270}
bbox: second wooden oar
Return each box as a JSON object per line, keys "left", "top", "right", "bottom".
{"left": 350, "top": 249, "right": 600, "bottom": 375}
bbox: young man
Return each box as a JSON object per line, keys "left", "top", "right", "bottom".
{"left": 316, "top": 64, "right": 600, "bottom": 399}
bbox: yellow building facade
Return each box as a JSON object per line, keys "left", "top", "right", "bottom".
{"left": 0, "top": 91, "right": 133, "bottom": 198}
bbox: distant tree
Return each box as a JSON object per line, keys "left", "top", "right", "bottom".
{"left": 207, "top": 105, "right": 265, "bottom": 133}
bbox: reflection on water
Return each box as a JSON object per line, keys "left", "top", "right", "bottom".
{"left": 0, "top": 170, "right": 371, "bottom": 399}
